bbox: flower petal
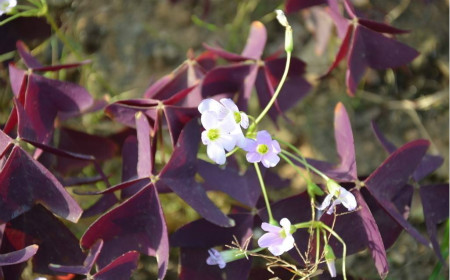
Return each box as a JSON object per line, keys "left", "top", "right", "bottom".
{"left": 242, "top": 138, "right": 256, "bottom": 152}
{"left": 256, "top": 130, "right": 272, "bottom": 145}
{"left": 261, "top": 222, "right": 281, "bottom": 233}
{"left": 246, "top": 152, "right": 262, "bottom": 163}
{"left": 220, "top": 98, "right": 239, "bottom": 112}
{"left": 218, "top": 133, "right": 237, "bottom": 152}
{"left": 279, "top": 218, "right": 291, "bottom": 231}
{"left": 258, "top": 232, "right": 283, "bottom": 248}
{"left": 201, "top": 111, "right": 219, "bottom": 130}
{"left": 261, "top": 152, "right": 280, "bottom": 168}
{"left": 199, "top": 99, "right": 226, "bottom": 117}
{"left": 207, "top": 142, "right": 226, "bottom": 165}
{"left": 339, "top": 188, "right": 357, "bottom": 211}
{"left": 271, "top": 140, "right": 281, "bottom": 153}
{"left": 239, "top": 112, "right": 249, "bottom": 129}
{"left": 318, "top": 194, "right": 333, "bottom": 211}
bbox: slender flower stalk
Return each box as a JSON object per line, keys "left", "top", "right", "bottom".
{"left": 254, "top": 162, "right": 276, "bottom": 225}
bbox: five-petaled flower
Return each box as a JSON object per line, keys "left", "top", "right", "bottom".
{"left": 200, "top": 110, "right": 236, "bottom": 165}
{"left": 319, "top": 180, "right": 357, "bottom": 215}
{"left": 0, "top": 0, "right": 16, "bottom": 16}
{"left": 206, "top": 248, "right": 226, "bottom": 269}
{"left": 258, "top": 218, "right": 295, "bottom": 256}
{"left": 243, "top": 130, "right": 281, "bottom": 168}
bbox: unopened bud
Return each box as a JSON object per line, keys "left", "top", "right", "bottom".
{"left": 275, "top": 9, "right": 289, "bottom": 27}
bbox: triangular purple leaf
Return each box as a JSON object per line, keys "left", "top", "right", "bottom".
{"left": 0, "top": 244, "right": 38, "bottom": 266}
{"left": 241, "top": 21, "right": 267, "bottom": 60}
{"left": 92, "top": 251, "right": 140, "bottom": 280}
{"left": 159, "top": 120, "right": 234, "bottom": 227}
{"left": 285, "top": 0, "right": 326, "bottom": 13}
{"left": 81, "top": 185, "right": 169, "bottom": 279}
{"left": 420, "top": 184, "right": 449, "bottom": 262}
{"left": 0, "top": 146, "right": 82, "bottom": 223}
{"left": 135, "top": 112, "right": 153, "bottom": 178}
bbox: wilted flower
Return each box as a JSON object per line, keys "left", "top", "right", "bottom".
{"left": 275, "top": 9, "right": 289, "bottom": 27}
{"left": 206, "top": 248, "right": 246, "bottom": 269}
{"left": 0, "top": 0, "right": 16, "bottom": 16}
{"left": 258, "top": 218, "right": 295, "bottom": 256}
{"left": 243, "top": 130, "right": 281, "bottom": 168}
{"left": 200, "top": 111, "right": 236, "bottom": 165}
{"left": 318, "top": 180, "right": 357, "bottom": 215}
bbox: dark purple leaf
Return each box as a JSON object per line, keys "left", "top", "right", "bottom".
{"left": 171, "top": 214, "right": 254, "bottom": 248}
{"left": 81, "top": 193, "right": 118, "bottom": 219}
{"left": 121, "top": 135, "right": 138, "bottom": 182}
{"left": 241, "top": 21, "right": 267, "bottom": 60}
{"left": 198, "top": 160, "right": 261, "bottom": 207}
{"left": 285, "top": 0, "right": 326, "bottom": 13}
{"left": 0, "top": 130, "right": 12, "bottom": 158}
{"left": 8, "top": 63, "right": 26, "bottom": 98}
{"left": 158, "top": 120, "right": 234, "bottom": 227}
{"left": 203, "top": 43, "right": 248, "bottom": 62}
{"left": 323, "top": 25, "right": 353, "bottom": 76}
{"left": 0, "top": 146, "right": 82, "bottom": 223}
{"left": 362, "top": 185, "right": 414, "bottom": 249}
{"left": 54, "top": 128, "right": 118, "bottom": 175}
{"left": 420, "top": 184, "right": 449, "bottom": 262}
{"left": 15, "top": 40, "right": 43, "bottom": 69}
{"left": 49, "top": 239, "right": 103, "bottom": 275}
{"left": 358, "top": 19, "right": 409, "bottom": 34}
{"left": 0, "top": 244, "right": 38, "bottom": 266}
{"left": 24, "top": 73, "right": 93, "bottom": 145}
{"left": 164, "top": 106, "right": 200, "bottom": 146}
{"left": 6, "top": 205, "right": 85, "bottom": 275}
{"left": 74, "top": 178, "right": 150, "bottom": 196}
{"left": 346, "top": 25, "right": 419, "bottom": 94}
{"left": 135, "top": 112, "right": 153, "bottom": 178}
{"left": 365, "top": 140, "right": 430, "bottom": 246}
{"left": 92, "top": 251, "right": 139, "bottom": 280}
{"left": 371, "top": 121, "right": 397, "bottom": 153}
{"left": 81, "top": 185, "right": 169, "bottom": 279}
{"left": 332, "top": 102, "right": 357, "bottom": 181}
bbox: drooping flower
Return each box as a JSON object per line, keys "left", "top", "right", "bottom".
{"left": 200, "top": 111, "right": 236, "bottom": 165}
{"left": 318, "top": 180, "right": 357, "bottom": 215}
{"left": 243, "top": 130, "right": 281, "bottom": 168}
{"left": 206, "top": 248, "right": 246, "bottom": 269}
{"left": 275, "top": 9, "right": 289, "bottom": 27}
{"left": 206, "top": 248, "right": 226, "bottom": 269}
{"left": 0, "top": 0, "right": 16, "bottom": 16}
{"left": 258, "top": 218, "right": 295, "bottom": 256}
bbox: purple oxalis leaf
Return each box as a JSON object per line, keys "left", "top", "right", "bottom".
{"left": 158, "top": 120, "right": 234, "bottom": 227}
{"left": 81, "top": 185, "right": 168, "bottom": 279}
{"left": 285, "top": 0, "right": 327, "bottom": 13}
{"left": 5, "top": 205, "right": 85, "bottom": 275}
{"left": 371, "top": 121, "right": 444, "bottom": 181}
{"left": 0, "top": 145, "right": 82, "bottom": 223}
{"left": 198, "top": 159, "right": 261, "bottom": 208}
{"left": 92, "top": 251, "right": 140, "bottom": 280}
{"left": 135, "top": 112, "right": 153, "bottom": 178}
{"left": 364, "top": 139, "right": 430, "bottom": 246}
{"left": 0, "top": 244, "right": 38, "bottom": 266}
{"left": 49, "top": 239, "right": 104, "bottom": 275}
{"left": 419, "top": 184, "right": 449, "bottom": 262}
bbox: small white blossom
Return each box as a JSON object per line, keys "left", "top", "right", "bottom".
{"left": 0, "top": 0, "right": 16, "bottom": 16}
{"left": 201, "top": 111, "right": 236, "bottom": 165}
{"left": 243, "top": 130, "right": 281, "bottom": 168}
{"left": 318, "top": 185, "right": 357, "bottom": 215}
{"left": 258, "top": 218, "right": 295, "bottom": 256}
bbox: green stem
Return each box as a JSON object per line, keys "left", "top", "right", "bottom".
{"left": 279, "top": 152, "right": 308, "bottom": 182}
{"left": 254, "top": 162, "right": 276, "bottom": 225}
{"left": 254, "top": 51, "right": 291, "bottom": 125}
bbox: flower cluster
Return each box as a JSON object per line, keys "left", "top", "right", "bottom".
{"left": 319, "top": 180, "right": 357, "bottom": 215}
{"left": 198, "top": 98, "right": 281, "bottom": 167}
{"left": 198, "top": 98, "right": 249, "bottom": 164}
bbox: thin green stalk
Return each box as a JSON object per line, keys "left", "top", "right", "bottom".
{"left": 254, "top": 162, "right": 276, "bottom": 225}
{"left": 279, "top": 152, "right": 308, "bottom": 182}
{"left": 254, "top": 51, "right": 291, "bottom": 125}
{"left": 275, "top": 137, "right": 310, "bottom": 173}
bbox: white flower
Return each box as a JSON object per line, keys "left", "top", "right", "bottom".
{"left": 201, "top": 111, "right": 236, "bottom": 165}
{"left": 318, "top": 185, "right": 357, "bottom": 215}
{"left": 0, "top": 0, "right": 16, "bottom": 16}
{"left": 275, "top": 9, "right": 289, "bottom": 27}
{"left": 243, "top": 130, "right": 281, "bottom": 168}
{"left": 258, "top": 218, "right": 295, "bottom": 256}
{"left": 324, "top": 244, "right": 337, "bottom": 278}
